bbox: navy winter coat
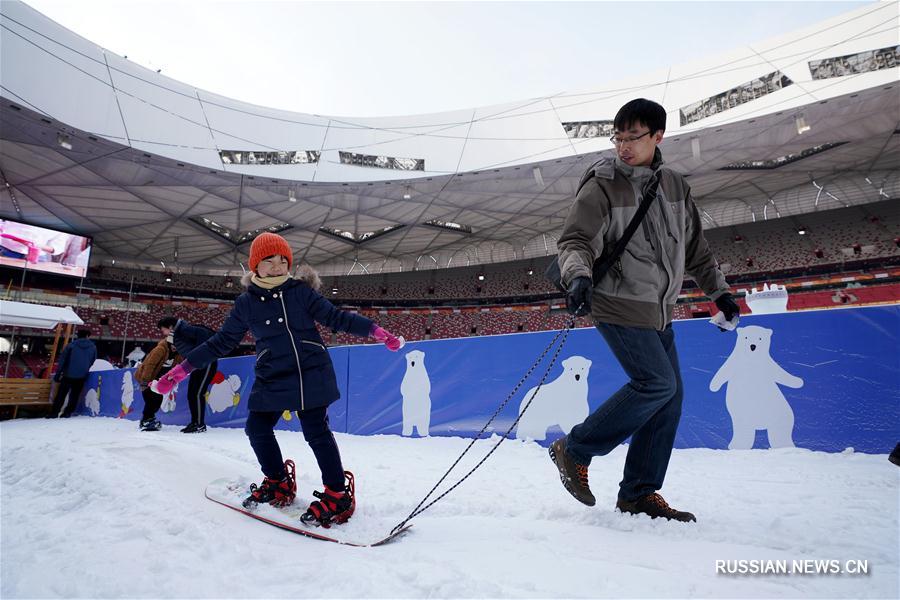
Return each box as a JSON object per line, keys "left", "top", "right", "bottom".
{"left": 56, "top": 338, "right": 97, "bottom": 379}
{"left": 173, "top": 320, "right": 215, "bottom": 356}
{"left": 186, "top": 276, "right": 373, "bottom": 412}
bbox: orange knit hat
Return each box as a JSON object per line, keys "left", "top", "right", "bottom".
{"left": 249, "top": 232, "right": 293, "bottom": 272}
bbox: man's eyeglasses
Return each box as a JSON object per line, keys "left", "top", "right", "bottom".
{"left": 609, "top": 131, "right": 652, "bottom": 146}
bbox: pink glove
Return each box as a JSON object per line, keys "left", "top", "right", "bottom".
{"left": 150, "top": 361, "right": 194, "bottom": 395}
{"left": 371, "top": 325, "right": 405, "bottom": 352}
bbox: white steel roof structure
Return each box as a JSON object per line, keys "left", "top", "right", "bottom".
{"left": 0, "top": 0, "right": 897, "bottom": 275}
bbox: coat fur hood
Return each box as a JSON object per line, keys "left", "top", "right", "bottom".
{"left": 240, "top": 264, "right": 321, "bottom": 291}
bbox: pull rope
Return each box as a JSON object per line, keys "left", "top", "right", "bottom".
{"left": 390, "top": 311, "right": 581, "bottom": 534}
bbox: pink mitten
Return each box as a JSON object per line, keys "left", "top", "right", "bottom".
{"left": 371, "top": 325, "right": 405, "bottom": 352}
{"left": 150, "top": 361, "right": 194, "bottom": 395}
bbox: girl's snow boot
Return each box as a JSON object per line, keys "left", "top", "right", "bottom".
{"left": 300, "top": 471, "right": 355, "bottom": 528}
{"left": 242, "top": 459, "right": 297, "bottom": 508}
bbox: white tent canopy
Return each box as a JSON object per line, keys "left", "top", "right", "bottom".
{"left": 0, "top": 300, "right": 84, "bottom": 330}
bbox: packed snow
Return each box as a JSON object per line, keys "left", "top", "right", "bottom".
{"left": 1, "top": 417, "right": 897, "bottom": 599}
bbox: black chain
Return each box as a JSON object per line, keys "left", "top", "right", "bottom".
{"left": 389, "top": 311, "right": 581, "bottom": 534}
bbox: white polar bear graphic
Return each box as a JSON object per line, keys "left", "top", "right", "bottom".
{"left": 83, "top": 374, "right": 102, "bottom": 417}
{"left": 516, "top": 355, "right": 592, "bottom": 441}
{"left": 710, "top": 325, "right": 804, "bottom": 449}
{"left": 119, "top": 371, "right": 136, "bottom": 417}
{"left": 400, "top": 349, "right": 431, "bottom": 436}
{"left": 160, "top": 384, "right": 179, "bottom": 413}
{"left": 206, "top": 373, "right": 242, "bottom": 413}
{"left": 83, "top": 388, "right": 100, "bottom": 416}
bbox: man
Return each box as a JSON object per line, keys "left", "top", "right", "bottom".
{"left": 50, "top": 329, "right": 97, "bottom": 417}
{"left": 550, "top": 98, "right": 740, "bottom": 523}
{"left": 158, "top": 316, "right": 218, "bottom": 433}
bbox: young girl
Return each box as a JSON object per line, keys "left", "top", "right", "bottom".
{"left": 152, "top": 232, "right": 402, "bottom": 526}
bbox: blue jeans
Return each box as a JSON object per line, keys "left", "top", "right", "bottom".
{"left": 566, "top": 322, "right": 683, "bottom": 502}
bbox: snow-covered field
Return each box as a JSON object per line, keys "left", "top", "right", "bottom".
{"left": 2, "top": 417, "right": 897, "bottom": 599}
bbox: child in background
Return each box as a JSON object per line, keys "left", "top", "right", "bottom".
{"left": 152, "top": 233, "right": 403, "bottom": 526}
{"left": 135, "top": 333, "right": 181, "bottom": 431}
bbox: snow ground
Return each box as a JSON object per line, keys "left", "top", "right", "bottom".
{"left": 1, "top": 417, "right": 897, "bottom": 599}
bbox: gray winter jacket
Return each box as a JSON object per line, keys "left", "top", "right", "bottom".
{"left": 557, "top": 149, "right": 729, "bottom": 330}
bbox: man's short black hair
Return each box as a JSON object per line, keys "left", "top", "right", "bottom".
{"left": 157, "top": 316, "right": 178, "bottom": 329}
{"left": 76, "top": 329, "right": 90, "bottom": 339}
{"left": 614, "top": 98, "right": 667, "bottom": 134}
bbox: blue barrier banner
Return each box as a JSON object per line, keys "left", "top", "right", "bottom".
{"left": 345, "top": 305, "right": 899, "bottom": 453}
{"left": 78, "top": 305, "right": 899, "bottom": 453}
{"left": 80, "top": 347, "right": 351, "bottom": 433}
{"left": 676, "top": 306, "right": 899, "bottom": 453}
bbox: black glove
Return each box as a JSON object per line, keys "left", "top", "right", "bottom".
{"left": 565, "top": 276, "right": 593, "bottom": 317}
{"left": 714, "top": 292, "right": 740, "bottom": 330}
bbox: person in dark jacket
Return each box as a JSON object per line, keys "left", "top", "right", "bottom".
{"left": 50, "top": 329, "right": 97, "bottom": 418}
{"left": 152, "top": 232, "right": 403, "bottom": 526}
{"left": 158, "top": 316, "right": 217, "bottom": 433}
{"left": 550, "top": 99, "right": 740, "bottom": 523}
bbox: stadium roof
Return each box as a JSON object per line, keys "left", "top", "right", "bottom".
{"left": 1, "top": 0, "right": 897, "bottom": 275}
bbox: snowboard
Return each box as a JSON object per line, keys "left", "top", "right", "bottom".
{"left": 205, "top": 477, "right": 412, "bottom": 547}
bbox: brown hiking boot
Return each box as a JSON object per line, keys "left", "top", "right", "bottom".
{"left": 616, "top": 492, "right": 696, "bottom": 522}
{"left": 549, "top": 437, "right": 595, "bottom": 506}
{"left": 889, "top": 443, "right": 900, "bottom": 467}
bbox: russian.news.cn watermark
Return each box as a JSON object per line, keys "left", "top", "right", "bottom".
{"left": 716, "top": 559, "right": 870, "bottom": 576}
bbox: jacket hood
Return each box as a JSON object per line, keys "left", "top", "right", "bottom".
{"left": 241, "top": 264, "right": 321, "bottom": 291}
{"left": 72, "top": 338, "right": 94, "bottom": 349}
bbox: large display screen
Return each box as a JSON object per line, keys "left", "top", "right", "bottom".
{"left": 0, "top": 219, "right": 92, "bottom": 278}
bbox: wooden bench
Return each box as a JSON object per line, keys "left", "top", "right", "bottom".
{"left": 0, "top": 379, "right": 53, "bottom": 419}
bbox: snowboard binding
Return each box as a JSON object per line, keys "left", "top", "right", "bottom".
{"left": 300, "top": 471, "right": 355, "bottom": 528}
{"left": 242, "top": 459, "right": 297, "bottom": 509}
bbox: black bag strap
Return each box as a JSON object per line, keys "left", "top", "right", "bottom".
{"left": 590, "top": 170, "right": 661, "bottom": 282}
{"left": 545, "top": 168, "right": 662, "bottom": 292}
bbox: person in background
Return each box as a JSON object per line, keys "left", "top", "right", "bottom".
{"left": 50, "top": 329, "right": 97, "bottom": 418}
{"left": 134, "top": 332, "right": 181, "bottom": 431}
{"left": 157, "top": 316, "right": 217, "bottom": 433}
